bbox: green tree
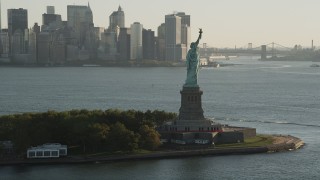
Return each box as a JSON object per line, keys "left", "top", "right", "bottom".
{"left": 0, "top": 109, "right": 177, "bottom": 154}
{"left": 149, "top": 110, "right": 177, "bottom": 126}
{"left": 138, "top": 125, "right": 161, "bottom": 150}
{"left": 86, "top": 123, "right": 110, "bottom": 152}
{"left": 69, "top": 115, "right": 90, "bottom": 153}
{"left": 108, "top": 122, "right": 139, "bottom": 151}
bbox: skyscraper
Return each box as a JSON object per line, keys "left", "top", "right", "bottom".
{"left": 177, "top": 12, "right": 191, "bottom": 52}
{"left": 67, "top": 4, "right": 93, "bottom": 47}
{"left": 142, "top": 29, "right": 155, "bottom": 60}
{"left": 176, "top": 12, "right": 190, "bottom": 26}
{"left": 130, "top": 22, "right": 143, "bottom": 60}
{"left": 37, "top": 32, "right": 50, "bottom": 64}
{"left": 118, "top": 27, "right": 131, "bottom": 61}
{"left": 165, "top": 14, "right": 181, "bottom": 61}
{"left": 94, "top": 27, "right": 105, "bottom": 41}
{"left": 181, "top": 24, "right": 191, "bottom": 50}
{"left": 0, "top": 30, "right": 9, "bottom": 56}
{"left": 156, "top": 23, "right": 166, "bottom": 60}
{"left": 47, "top": 6, "right": 55, "bottom": 14}
{"left": 108, "top": 6, "right": 125, "bottom": 31}
{"left": 42, "top": 13, "right": 62, "bottom": 30}
{"left": 100, "top": 30, "right": 118, "bottom": 60}
{"left": 7, "top": 8, "right": 28, "bottom": 39}
{"left": 7, "top": 8, "right": 28, "bottom": 55}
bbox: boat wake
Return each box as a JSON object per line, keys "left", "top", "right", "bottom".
{"left": 258, "top": 64, "right": 292, "bottom": 69}
{"left": 213, "top": 117, "right": 320, "bottom": 128}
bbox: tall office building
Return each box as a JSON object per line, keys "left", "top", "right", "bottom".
{"left": 7, "top": 8, "right": 28, "bottom": 39}
{"left": 130, "top": 22, "right": 143, "bottom": 60}
{"left": 7, "top": 8, "right": 28, "bottom": 55}
{"left": 0, "top": 30, "right": 9, "bottom": 56}
{"left": 181, "top": 24, "right": 191, "bottom": 50}
{"left": 42, "top": 13, "right": 62, "bottom": 30}
{"left": 156, "top": 23, "right": 165, "bottom": 60}
{"left": 118, "top": 28, "right": 131, "bottom": 61}
{"left": 32, "top": 23, "right": 40, "bottom": 35}
{"left": 29, "top": 23, "right": 40, "bottom": 63}
{"left": 37, "top": 32, "right": 50, "bottom": 64}
{"left": 108, "top": 6, "right": 125, "bottom": 31}
{"left": 165, "top": 14, "right": 181, "bottom": 61}
{"left": 99, "top": 29, "right": 118, "bottom": 60}
{"left": 67, "top": 4, "right": 93, "bottom": 47}
{"left": 94, "top": 27, "right": 105, "bottom": 41}
{"left": 176, "top": 12, "right": 190, "bottom": 26}
{"left": 47, "top": 6, "right": 55, "bottom": 14}
{"left": 43, "top": 6, "right": 61, "bottom": 27}
{"left": 177, "top": 12, "right": 191, "bottom": 52}
{"left": 142, "top": 29, "right": 155, "bottom": 60}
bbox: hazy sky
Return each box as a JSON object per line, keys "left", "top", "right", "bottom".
{"left": 1, "top": 0, "right": 320, "bottom": 48}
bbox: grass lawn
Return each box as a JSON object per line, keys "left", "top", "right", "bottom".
{"left": 215, "top": 135, "right": 274, "bottom": 148}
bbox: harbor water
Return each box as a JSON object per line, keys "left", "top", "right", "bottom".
{"left": 0, "top": 57, "right": 319, "bottom": 179}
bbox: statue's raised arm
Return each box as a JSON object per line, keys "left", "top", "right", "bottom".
{"left": 195, "top": 29, "right": 203, "bottom": 46}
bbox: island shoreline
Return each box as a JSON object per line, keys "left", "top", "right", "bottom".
{"left": 0, "top": 135, "right": 304, "bottom": 166}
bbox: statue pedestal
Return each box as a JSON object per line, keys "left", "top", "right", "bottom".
{"left": 175, "top": 86, "right": 221, "bottom": 132}
{"left": 179, "top": 86, "right": 204, "bottom": 120}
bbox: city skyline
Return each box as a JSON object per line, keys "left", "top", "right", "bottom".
{"left": 1, "top": 0, "right": 320, "bottom": 48}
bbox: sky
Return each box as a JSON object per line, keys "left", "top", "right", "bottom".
{"left": 1, "top": 0, "right": 320, "bottom": 48}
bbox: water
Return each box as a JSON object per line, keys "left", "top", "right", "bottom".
{"left": 1, "top": 57, "right": 320, "bottom": 179}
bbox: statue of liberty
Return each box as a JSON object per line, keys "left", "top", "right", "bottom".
{"left": 184, "top": 28, "right": 203, "bottom": 87}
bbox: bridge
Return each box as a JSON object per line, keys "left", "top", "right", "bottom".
{"left": 199, "top": 42, "right": 294, "bottom": 60}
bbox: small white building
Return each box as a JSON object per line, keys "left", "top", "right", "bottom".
{"left": 27, "top": 143, "right": 67, "bottom": 158}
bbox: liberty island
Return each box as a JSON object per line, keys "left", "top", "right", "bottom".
{"left": 156, "top": 29, "right": 303, "bottom": 150}
{"left": 0, "top": 59, "right": 310, "bottom": 180}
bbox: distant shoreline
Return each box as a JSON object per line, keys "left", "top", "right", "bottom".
{"left": 263, "top": 56, "right": 320, "bottom": 62}
{"left": 0, "top": 135, "right": 304, "bottom": 166}
{"left": 0, "top": 60, "right": 186, "bottom": 68}
{"left": 0, "top": 61, "right": 240, "bottom": 68}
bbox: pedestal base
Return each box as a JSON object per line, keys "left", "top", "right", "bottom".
{"left": 179, "top": 86, "right": 205, "bottom": 120}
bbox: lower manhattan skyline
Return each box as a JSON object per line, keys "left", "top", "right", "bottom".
{"left": 1, "top": 0, "right": 320, "bottom": 48}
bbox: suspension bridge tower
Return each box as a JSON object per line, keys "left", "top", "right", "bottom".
{"left": 261, "top": 45, "right": 267, "bottom": 60}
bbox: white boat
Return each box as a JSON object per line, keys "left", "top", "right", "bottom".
{"left": 209, "top": 55, "right": 228, "bottom": 61}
